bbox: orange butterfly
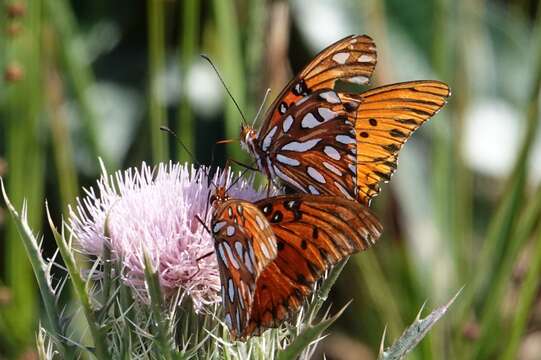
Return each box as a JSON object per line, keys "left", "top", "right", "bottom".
{"left": 209, "top": 186, "right": 382, "bottom": 339}
{"left": 240, "top": 35, "right": 450, "bottom": 205}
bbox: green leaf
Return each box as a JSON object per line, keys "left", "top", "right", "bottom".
{"left": 277, "top": 301, "right": 351, "bottom": 360}
{"left": 0, "top": 179, "right": 70, "bottom": 357}
{"left": 46, "top": 205, "right": 110, "bottom": 359}
{"left": 378, "top": 289, "right": 461, "bottom": 360}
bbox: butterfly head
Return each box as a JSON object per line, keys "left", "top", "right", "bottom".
{"left": 210, "top": 186, "right": 229, "bottom": 207}
{"left": 239, "top": 124, "right": 257, "bottom": 154}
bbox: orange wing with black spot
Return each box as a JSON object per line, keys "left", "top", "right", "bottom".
{"left": 346, "top": 80, "right": 450, "bottom": 204}
{"left": 259, "top": 81, "right": 449, "bottom": 206}
{"left": 241, "top": 194, "right": 382, "bottom": 338}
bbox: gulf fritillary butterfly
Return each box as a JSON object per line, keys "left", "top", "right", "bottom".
{"left": 240, "top": 34, "right": 450, "bottom": 205}
{"left": 209, "top": 186, "right": 382, "bottom": 339}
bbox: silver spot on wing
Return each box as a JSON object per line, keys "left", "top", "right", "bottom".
{"left": 307, "top": 166, "right": 326, "bottom": 183}
{"left": 276, "top": 154, "right": 300, "bottom": 166}
{"left": 262, "top": 126, "right": 278, "bottom": 152}
{"left": 281, "top": 138, "right": 321, "bottom": 152}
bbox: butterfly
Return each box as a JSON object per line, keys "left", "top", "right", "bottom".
{"left": 240, "top": 34, "right": 450, "bottom": 205}
{"left": 209, "top": 186, "right": 382, "bottom": 339}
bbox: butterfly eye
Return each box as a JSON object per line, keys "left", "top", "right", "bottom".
{"left": 210, "top": 195, "right": 217, "bottom": 205}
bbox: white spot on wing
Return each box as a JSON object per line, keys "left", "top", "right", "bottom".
{"left": 324, "top": 146, "right": 341, "bottom": 160}
{"left": 307, "top": 167, "right": 326, "bottom": 183}
{"left": 295, "top": 95, "right": 310, "bottom": 106}
{"left": 262, "top": 126, "right": 278, "bottom": 151}
{"left": 358, "top": 54, "right": 374, "bottom": 62}
{"left": 255, "top": 215, "right": 266, "bottom": 230}
{"left": 332, "top": 52, "right": 350, "bottom": 64}
{"left": 218, "top": 244, "right": 228, "bottom": 266}
{"left": 308, "top": 185, "right": 320, "bottom": 194}
{"left": 238, "top": 284, "right": 245, "bottom": 309}
{"left": 228, "top": 278, "right": 235, "bottom": 302}
{"left": 318, "top": 107, "right": 337, "bottom": 121}
{"left": 323, "top": 161, "right": 343, "bottom": 176}
{"left": 282, "top": 115, "right": 293, "bottom": 133}
{"left": 336, "top": 135, "right": 356, "bottom": 144}
{"left": 335, "top": 181, "right": 353, "bottom": 199}
{"left": 281, "top": 138, "right": 321, "bottom": 152}
{"left": 260, "top": 241, "right": 271, "bottom": 259}
{"left": 235, "top": 241, "right": 244, "bottom": 258}
{"left": 349, "top": 163, "right": 356, "bottom": 175}
{"left": 244, "top": 254, "right": 253, "bottom": 274}
{"left": 273, "top": 165, "right": 305, "bottom": 192}
{"left": 319, "top": 91, "right": 341, "bottom": 104}
{"left": 277, "top": 154, "right": 300, "bottom": 166}
{"left": 226, "top": 226, "right": 236, "bottom": 237}
{"left": 213, "top": 221, "right": 227, "bottom": 234}
{"left": 236, "top": 309, "right": 241, "bottom": 333}
{"left": 223, "top": 243, "right": 240, "bottom": 269}
{"left": 225, "top": 313, "right": 233, "bottom": 329}
{"left": 348, "top": 76, "right": 369, "bottom": 85}
{"left": 301, "top": 113, "right": 320, "bottom": 128}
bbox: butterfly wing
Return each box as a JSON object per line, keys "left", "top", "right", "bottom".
{"left": 240, "top": 194, "right": 382, "bottom": 337}
{"left": 347, "top": 80, "right": 451, "bottom": 203}
{"left": 257, "top": 34, "right": 377, "bottom": 137}
{"left": 263, "top": 81, "right": 450, "bottom": 205}
{"left": 211, "top": 199, "right": 278, "bottom": 338}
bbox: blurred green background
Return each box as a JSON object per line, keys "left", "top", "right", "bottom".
{"left": 1, "top": 0, "right": 541, "bottom": 358}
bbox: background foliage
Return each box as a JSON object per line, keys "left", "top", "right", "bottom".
{"left": 0, "top": 0, "right": 541, "bottom": 358}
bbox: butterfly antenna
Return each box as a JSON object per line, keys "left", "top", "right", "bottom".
{"left": 200, "top": 54, "right": 249, "bottom": 126}
{"left": 160, "top": 126, "right": 199, "bottom": 165}
{"left": 251, "top": 88, "right": 271, "bottom": 127}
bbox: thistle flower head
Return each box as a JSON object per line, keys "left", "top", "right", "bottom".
{"left": 69, "top": 161, "right": 268, "bottom": 309}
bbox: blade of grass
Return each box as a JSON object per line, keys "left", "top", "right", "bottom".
{"left": 500, "top": 226, "right": 541, "bottom": 360}
{"left": 2, "top": 0, "right": 46, "bottom": 351}
{"left": 46, "top": 207, "right": 110, "bottom": 359}
{"left": 353, "top": 252, "right": 405, "bottom": 339}
{"left": 211, "top": 0, "right": 247, "bottom": 161}
{"left": 455, "top": 3, "right": 541, "bottom": 344}
{"left": 177, "top": 0, "right": 200, "bottom": 163}
{"left": 245, "top": 0, "right": 266, "bottom": 115}
{"left": 470, "top": 13, "right": 541, "bottom": 356}
{"left": 43, "top": 27, "right": 79, "bottom": 213}
{"left": 148, "top": 0, "right": 168, "bottom": 163}
{"left": 44, "top": 0, "right": 111, "bottom": 169}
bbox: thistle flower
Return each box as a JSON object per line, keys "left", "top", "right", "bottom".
{"left": 69, "top": 161, "right": 268, "bottom": 310}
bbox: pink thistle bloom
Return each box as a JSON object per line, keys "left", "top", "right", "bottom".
{"left": 69, "top": 161, "right": 268, "bottom": 310}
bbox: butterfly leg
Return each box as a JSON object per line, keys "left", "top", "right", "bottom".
{"left": 225, "top": 158, "right": 258, "bottom": 172}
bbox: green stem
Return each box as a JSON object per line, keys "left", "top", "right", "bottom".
{"left": 354, "top": 253, "right": 405, "bottom": 338}
{"left": 212, "top": 0, "right": 247, "bottom": 161}
{"left": 148, "top": 0, "right": 168, "bottom": 163}
{"left": 501, "top": 225, "right": 541, "bottom": 360}
{"left": 177, "top": 0, "right": 200, "bottom": 163}
{"left": 44, "top": 0, "right": 110, "bottom": 169}
{"left": 2, "top": 0, "right": 45, "bottom": 351}
{"left": 455, "top": 1, "right": 541, "bottom": 337}
{"left": 143, "top": 252, "right": 174, "bottom": 359}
